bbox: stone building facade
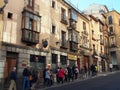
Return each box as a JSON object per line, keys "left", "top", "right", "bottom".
{"left": 0, "top": 0, "right": 92, "bottom": 89}
{"left": 105, "top": 10, "right": 120, "bottom": 69}
{"left": 0, "top": 0, "right": 113, "bottom": 89}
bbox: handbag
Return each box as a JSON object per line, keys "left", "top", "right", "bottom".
{"left": 29, "top": 75, "right": 33, "bottom": 80}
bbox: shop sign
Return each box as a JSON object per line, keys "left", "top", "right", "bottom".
{"left": 68, "top": 54, "right": 77, "bottom": 60}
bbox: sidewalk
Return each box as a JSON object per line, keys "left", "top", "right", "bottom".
{"left": 36, "top": 70, "right": 120, "bottom": 90}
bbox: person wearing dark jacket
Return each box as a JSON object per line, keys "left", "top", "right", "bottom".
{"left": 90, "top": 64, "right": 95, "bottom": 76}
{"left": 8, "top": 67, "right": 17, "bottom": 90}
{"left": 22, "top": 66, "right": 31, "bottom": 90}
{"left": 67, "top": 66, "right": 74, "bottom": 82}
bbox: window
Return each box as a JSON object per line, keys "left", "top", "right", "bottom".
{"left": 71, "top": 10, "right": 78, "bottom": 21}
{"left": 7, "top": 12, "right": 13, "bottom": 19}
{"left": 52, "top": 25, "right": 56, "bottom": 34}
{"left": 52, "top": 1, "right": 55, "bottom": 8}
{"left": 61, "top": 8, "right": 66, "bottom": 21}
{"left": 72, "top": 30, "right": 78, "bottom": 43}
{"left": 60, "top": 55, "right": 67, "bottom": 65}
{"left": 110, "top": 37, "right": 115, "bottom": 45}
{"left": 83, "top": 22, "right": 86, "bottom": 30}
{"left": 29, "top": 18, "right": 33, "bottom": 30}
{"left": 61, "top": 31, "right": 66, "bottom": 46}
{"left": 109, "top": 26, "right": 114, "bottom": 33}
{"left": 52, "top": 54, "right": 57, "bottom": 64}
{"left": 108, "top": 16, "right": 113, "bottom": 25}
{"left": 100, "top": 35, "right": 103, "bottom": 39}
{"left": 93, "top": 44, "right": 95, "bottom": 50}
{"left": 101, "top": 46, "right": 102, "bottom": 51}
{"left": 83, "top": 36, "right": 87, "bottom": 44}
{"left": 27, "top": 0, "right": 34, "bottom": 9}
{"left": 61, "top": 8, "right": 68, "bottom": 24}
{"left": 92, "top": 30, "right": 94, "bottom": 35}
{"left": 22, "top": 11, "right": 41, "bottom": 32}
{"left": 71, "top": 21, "right": 76, "bottom": 28}
{"left": 62, "top": 31, "right": 66, "bottom": 41}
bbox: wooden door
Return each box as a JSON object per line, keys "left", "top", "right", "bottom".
{"left": 77, "top": 59, "right": 80, "bottom": 73}
{"left": 4, "top": 58, "right": 17, "bottom": 89}
{"left": 84, "top": 56, "right": 89, "bottom": 68}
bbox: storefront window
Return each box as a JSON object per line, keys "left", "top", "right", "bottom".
{"left": 30, "top": 55, "right": 45, "bottom": 70}
{"left": 51, "top": 54, "right": 57, "bottom": 69}
{"left": 60, "top": 55, "right": 67, "bottom": 67}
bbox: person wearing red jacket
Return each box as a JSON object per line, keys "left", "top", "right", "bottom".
{"left": 58, "top": 67, "right": 65, "bottom": 84}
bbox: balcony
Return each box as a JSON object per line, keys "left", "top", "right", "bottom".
{"left": 81, "top": 30, "right": 88, "bottom": 36}
{"left": 68, "top": 21, "right": 76, "bottom": 30}
{"left": 100, "top": 53, "right": 106, "bottom": 59}
{"left": 92, "top": 50, "right": 98, "bottom": 58}
{"left": 80, "top": 43, "right": 91, "bottom": 50}
{"left": 61, "top": 14, "right": 68, "bottom": 25}
{"left": 69, "top": 30, "right": 79, "bottom": 44}
{"left": 108, "top": 32, "right": 115, "bottom": 36}
{"left": 70, "top": 41, "right": 78, "bottom": 51}
{"left": 21, "top": 28, "right": 39, "bottom": 45}
{"left": 100, "top": 39, "right": 104, "bottom": 45}
{"left": 109, "top": 44, "right": 117, "bottom": 48}
{"left": 60, "top": 40, "right": 68, "bottom": 49}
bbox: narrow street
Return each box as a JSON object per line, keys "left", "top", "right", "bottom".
{"left": 39, "top": 71, "right": 120, "bottom": 90}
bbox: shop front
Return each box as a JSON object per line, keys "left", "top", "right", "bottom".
{"left": 68, "top": 54, "right": 77, "bottom": 67}
{"left": 83, "top": 55, "right": 89, "bottom": 68}
{"left": 51, "top": 53, "right": 58, "bottom": 69}
{"left": 30, "top": 55, "right": 46, "bottom": 70}
{"left": 60, "top": 55, "right": 67, "bottom": 68}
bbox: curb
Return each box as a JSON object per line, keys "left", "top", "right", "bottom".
{"left": 37, "top": 70, "right": 120, "bottom": 90}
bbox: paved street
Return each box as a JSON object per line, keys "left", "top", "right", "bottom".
{"left": 38, "top": 71, "right": 120, "bottom": 90}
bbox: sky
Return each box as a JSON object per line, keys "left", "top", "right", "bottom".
{"left": 67, "top": 0, "right": 120, "bottom": 12}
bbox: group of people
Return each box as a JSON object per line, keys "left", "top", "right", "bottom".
{"left": 43, "top": 66, "right": 79, "bottom": 87}
{"left": 22, "top": 66, "right": 40, "bottom": 90}
{"left": 8, "top": 66, "right": 40, "bottom": 90}
{"left": 81, "top": 64, "right": 98, "bottom": 78}
{"left": 90, "top": 64, "right": 98, "bottom": 76}
{"left": 8, "top": 64, "right": 99, "bottom": 90}
{"left": 56, "top": 66, "right": 79, "bottom": 83}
